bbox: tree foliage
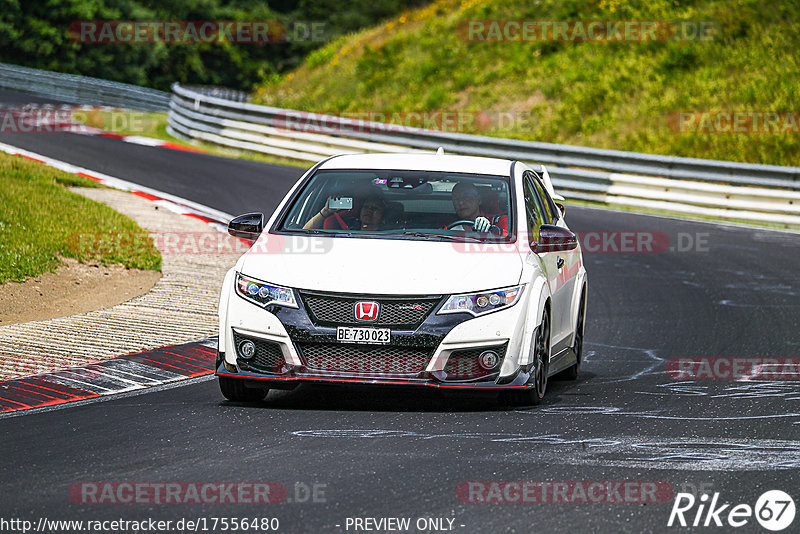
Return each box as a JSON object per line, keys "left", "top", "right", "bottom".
{"left": 0, "top": 0, "right": 430, "bottom": 91}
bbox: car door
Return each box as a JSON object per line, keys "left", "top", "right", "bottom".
{"left": 522, "top": 172, "right": 564, "bottom": 346}
{"left": 530, "top": 173, "right": 580, "bottom": 353}
{"left": 526, "top": 171, "right": 575, "bottom": 348}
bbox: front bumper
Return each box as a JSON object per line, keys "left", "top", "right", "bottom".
{"left": 215, "top": 365, "right": 533, "bottom": 390}
{"left": 218, "top": 287, "right": 533, "bottom": 390}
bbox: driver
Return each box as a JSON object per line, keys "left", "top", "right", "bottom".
{"left": 451, "top": 182, "right": 508, "bottom": 235}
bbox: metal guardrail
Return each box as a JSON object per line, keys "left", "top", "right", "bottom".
{"left": 183, "top": 86, "right": 249, "bottom": 103}
{"left": 0, "top": 62, "right": 170, "bottom": 111}
{"left": 166, "top": 83, "right": 798, "bottom": 227}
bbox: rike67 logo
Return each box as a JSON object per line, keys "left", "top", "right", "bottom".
{"left": 668, "top": 490, "right": 795, "bottom": 531}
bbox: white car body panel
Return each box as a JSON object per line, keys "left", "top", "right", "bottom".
{"left": 239, "top": 236, "right": 523, "bottom": 295}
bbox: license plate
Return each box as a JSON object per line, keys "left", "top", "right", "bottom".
{"left": 336, "top": 326, "right": 390, "bottom": 344}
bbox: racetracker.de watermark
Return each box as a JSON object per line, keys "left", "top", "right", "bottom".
{"left": 70, "top": 232, "right": 332, "bottom": 256}
{"left": 68, "top": 481, "right": 327, "bottom": 505}
{"left": 458, "top": 20, "right": 718, "bottom": 42}
{"left": 69, "top": 482, "right": 286, "bottom": 504}
{"left": 668, "top": 111, "right": 800, "bottom": 134}
{"left": 457, "top": 481, "right": 673, "bottom": 503}
{"left": 0, "top": 108, "right": 78, "bottom": 134}
{"left": 0, "top": 105, "right": 155, "bottom": 134}
{"left": 667, "top": 358, "right": 800, "bottom": 380}
{"left": 273, "top": 110, "right": 505, "bottom": 135}
{"left": 451, "top": 231, "right": 709, "bottom": 254}
{"left": 274, "top": 110, "right": 560, "bottom": 134}
{"left": 69, "top": 21, "right": 329, "bottom": 44}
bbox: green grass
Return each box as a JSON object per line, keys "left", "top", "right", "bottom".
{"left": 252, "top": 0, "right": 800, "bottom": 166}
{"left": 0, "top": 152, "right": 161, "bottom": 283}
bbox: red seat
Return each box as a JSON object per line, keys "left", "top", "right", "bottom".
{"left": 323, "top": 210, "right": 356, "bottom": 230}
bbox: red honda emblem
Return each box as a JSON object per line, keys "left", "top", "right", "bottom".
{"left": 354, "top": 301, "right": 380, "bottom": 322}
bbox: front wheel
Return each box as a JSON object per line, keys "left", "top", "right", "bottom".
{"left": 219, "top": 376, "right": 269, "bottom": 402}
{"left": 500, "top": 309, "right": 550, "bottom": 406}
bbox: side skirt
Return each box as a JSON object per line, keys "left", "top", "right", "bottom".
{"left": 547, "top": 347, "right": 577, "bottom": 377}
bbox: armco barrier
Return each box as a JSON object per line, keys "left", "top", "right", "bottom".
{"left": 167, "top": 83, "right": 800, "bottom": 227}
{"left": 0, "top": 62, "right": 169, "bottom": 111}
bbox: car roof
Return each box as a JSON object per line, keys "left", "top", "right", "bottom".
{"left": 318, "top": 153, "right": 514, "bottom": 176}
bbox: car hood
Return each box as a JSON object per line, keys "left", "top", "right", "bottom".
{"left": 239, "top": 234, "right": 523, "bottom": 295}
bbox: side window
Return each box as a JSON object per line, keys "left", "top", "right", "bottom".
{"left": 531, "top": 175, "right": 555, "bottom": 224}
{"left": 522, "top": 175, "right": 544, "bottom": 243}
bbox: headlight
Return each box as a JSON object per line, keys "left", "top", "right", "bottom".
{"left": 235, "top": 273, "right": 298, "bottom": 309}
{"left": 439, "top": 285, "right": 524, "bottom": 317}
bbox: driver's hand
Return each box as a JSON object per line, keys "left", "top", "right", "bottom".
{"left": 320, "top": 196, "right": 343, "bottom": 217}
{"left": 472, "top": 216, "right": 491, "bottom": 232}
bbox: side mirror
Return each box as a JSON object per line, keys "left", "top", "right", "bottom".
{"left": 555, "top": 202, "right": 566, "bottom": 217}
{"left": 531, "top": 224, "right": 578, "bottom": 253}
{"left": 227, "top": 212, "right": 264, "bottom": 241}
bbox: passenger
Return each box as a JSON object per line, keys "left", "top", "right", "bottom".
{"left": 450, "top": 182, "right": 508, "bottom": 235}
{"left": 303, "top": 190, "right": 386, "bottom": 231}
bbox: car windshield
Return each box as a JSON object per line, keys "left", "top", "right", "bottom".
{"left": 277, "top": 169, "right": 513, "bottom": 242}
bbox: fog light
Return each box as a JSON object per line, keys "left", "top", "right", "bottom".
{"left": 478, "top": 350, "right": 500, "bottom": 370}
{"left": 239, "top": 340, "right": 256, "bottom": 360}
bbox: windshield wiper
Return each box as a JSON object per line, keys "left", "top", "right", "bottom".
{"left": 294, "top": 229, "right": 356, "bottom": 237}
{"left": 400, "top": 231, "right": 483, "bottom": 242}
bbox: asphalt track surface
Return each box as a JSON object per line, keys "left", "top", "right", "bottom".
{"left": 2, "top": 89, "right": 800, "bottom": 533}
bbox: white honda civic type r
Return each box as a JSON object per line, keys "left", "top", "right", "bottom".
{"left": 216, "top": 152, "right": 587, "bottom": 405}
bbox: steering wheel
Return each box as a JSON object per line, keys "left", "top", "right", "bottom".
{"left": 445, "top": 219, "right": 477, "bottom": 230}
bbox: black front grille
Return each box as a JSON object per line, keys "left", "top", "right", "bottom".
{"left": 298, "top": 343, "right": 432, "bottom": 376}
{"left": 299, "top": 291, "right": 441, "bottom": 329}
{"left": 233, "top": 332, "right": 286, "bottom": 374}
{"left": 444, "top": 343, "right": 508, "bottom": 381}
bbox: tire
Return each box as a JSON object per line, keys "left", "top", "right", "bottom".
{"left": 500, "top": 309, "right": 550, "bottom": 406}
{"left": 556, "top": 290, "right": 585, "bottom": 381}
{"left": 219, "top": 376, "right": 269, "bottom": 402}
